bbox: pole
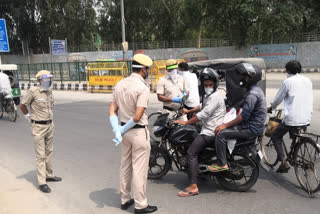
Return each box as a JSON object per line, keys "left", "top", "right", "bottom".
{"left": 120, "top": 0, "right": 126, "bottom": 61}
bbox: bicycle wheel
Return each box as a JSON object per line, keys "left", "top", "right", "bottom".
{"left": 260, "top": 135, "right": 278, "bottom": 167}
{"left": 294, "top": 137, "right": 320, "bottom": 196}
{"left": 7, "top": 100, "right": 17, "bottom": 122}
{"left": 148, "top": 112, "right": 162, "bottom": 141}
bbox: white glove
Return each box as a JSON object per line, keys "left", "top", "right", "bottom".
{"left": 24, "top": 113, "right": 31, "bottom": 123}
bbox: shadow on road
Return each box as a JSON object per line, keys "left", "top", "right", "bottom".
{"left": 89, "top": 188, "right": 131, "bottom": 211}
{"left": 16, "top": 170, "right": 38, "bottom": 187}
{"left": 148, "top": 170, "right": 257, "bottom": 195}
{"left": 259, "top": 167, "right": 311, "bottom": 198}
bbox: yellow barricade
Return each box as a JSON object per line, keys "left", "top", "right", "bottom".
{"left": 150, "top": 59, "right": 185, "bottom": 92}
{"left": 86, "top": 61, "right": 128, "bottom": 93}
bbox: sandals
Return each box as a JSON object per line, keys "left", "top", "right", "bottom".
{"left": 208, "top": 164, "right": 229, "bottom": 172}
{"left": 177, "top": 190, "right": 199, "bottom": 197}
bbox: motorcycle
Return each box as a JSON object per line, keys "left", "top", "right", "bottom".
{"left": 0, "top": 93, "right": 18, "bottom": 122}
{"left": 148, "top": 96, "right": 261, "bottom": 192}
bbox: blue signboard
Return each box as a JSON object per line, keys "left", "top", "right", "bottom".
{"left": 248, "top": 43, "right": 296, "bottom": 61}
{"left": 0, "top": 19, "right": 10, "bottom": 52}
{"left": 51, "top": 39, "right": 66, "bottom": 55}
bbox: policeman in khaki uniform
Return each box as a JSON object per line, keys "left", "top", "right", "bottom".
{"left": 157, "top": 59, "right": 188, "bottom": 120}
{"left": 20, "top": 70, "right": 61, "bottom": 193}
{"left": 109, "top": 54, "right": 157, "bottom": 213}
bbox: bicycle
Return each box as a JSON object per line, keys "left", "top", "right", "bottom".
{"left": 0, "top": 92, "right": 17, "bottom": 122}
{"left": 260, "top": 109, "right": 320, "bottom": 196}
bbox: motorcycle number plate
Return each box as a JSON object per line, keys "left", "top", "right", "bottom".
{"left": 257, "top": 150, "right": 264, "bottom": 160}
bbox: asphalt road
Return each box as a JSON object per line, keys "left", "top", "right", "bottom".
{"left": 1, "top": 88, "right": 320, "bottom": 214}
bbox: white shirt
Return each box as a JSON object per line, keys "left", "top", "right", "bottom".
{"left": 0, "top": 72, "right": 12, "bottom": 94}
{"left": 271, "top": 74, "right": 313, "bottom": 126}
{"left": 180, "top": 71, "right": 200, "bottom": 108}
{"left": 196, "top": 91, "right": 226, "bottom": 136}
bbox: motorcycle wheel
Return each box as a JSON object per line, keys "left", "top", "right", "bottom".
{"left": 7, "top": 100, "right": 17, "bottom": 122}
{"left": 217, "top": 152, "right": 259, "bottom": 192}
{"left": 148, "top": 141, "right": 171, "bottom": 179}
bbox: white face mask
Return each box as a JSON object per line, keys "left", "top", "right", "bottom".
{"left": 178, "top": 70, "right": 187, "bottom": 76}
{"left": 167, "top": 69, "right": 178, "bottom": 82}
{"left": 204, "top": 87, "right": 214, "bottom": 95}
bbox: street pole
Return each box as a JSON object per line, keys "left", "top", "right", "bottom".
{"left": 120, "top": 0, "right": 126, "bottom": 61}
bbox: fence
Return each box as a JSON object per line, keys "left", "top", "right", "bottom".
{"left": 17, "top": 61, "right": 134, "bottom": 83}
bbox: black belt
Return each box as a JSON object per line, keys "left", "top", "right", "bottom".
{"left": 163, "top": 106, "right": 175, "bottom": 111}
{"left": 31, "top": 120, "right": 52, "bottom": 125}
{"left": 121, "top": 122, "right": 146, "bottom": 129}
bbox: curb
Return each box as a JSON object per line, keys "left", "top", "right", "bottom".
{"left": 266, "top": 68, "right": 320, "bottom": 73}
{"left": 19, "top": 83, "right": 115, "bottom": 91}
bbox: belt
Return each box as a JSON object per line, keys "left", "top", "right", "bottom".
{"left": 31, "top": 120, "right": 52, "bottom": 125}
{"left": 121, "top": 122, "right": 146, "bottom": 129}
{"left": 163, "top": 106, "right": 175, "bottom": 111}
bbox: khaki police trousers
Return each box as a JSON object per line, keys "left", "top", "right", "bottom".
{"left": 120, "top": 127, "right": 150, "bottom": 209}
{"left": 31, "top": 122, "right": 55, "bottom": 185}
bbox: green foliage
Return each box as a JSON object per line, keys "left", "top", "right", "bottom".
{"left": 1, "top": 0, "right": 320, "bottom": 53}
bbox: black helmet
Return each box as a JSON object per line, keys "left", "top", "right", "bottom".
{"left": 236, "top": 63, "right": 262, "bottom": 87}
{"left": 199, "top": 68, "right": 220, "bottom": 91}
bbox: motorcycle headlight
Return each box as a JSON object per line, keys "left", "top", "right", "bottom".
{"left": 154, "top": 126, "right": 165, "bottom": 137}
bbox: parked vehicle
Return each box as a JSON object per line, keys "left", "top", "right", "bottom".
{"left": 0, "top": 64, "right": 21, "bottom": 105}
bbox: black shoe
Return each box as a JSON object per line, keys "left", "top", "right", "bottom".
{"left": 134, "top": 205, "right": 157, "bottom": 213}
{"left": 39, "top": 184, "right": 51, "bottom": 193}
{"left": 276, "top": 163, "right": 290, "bottom": 173}
{"left": 121, "top": 199, "right": 134, "bottom": 210}
{"left": 46, "top": 176, "right": 62, "bottom": 182}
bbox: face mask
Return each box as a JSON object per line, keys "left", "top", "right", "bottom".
{"left": 167, "top": 69, "right": 178, "bottom": 82}
{"left": 286, "top": 73, "right": 294, "bottom": 79}
{"left": 40, "top": 77, "right": 52, "bottom": 91}
{"left": 143, "top": 67, "right": 150, "bottom": 79}
{"left": 178, "top": 71, "right": 186, "bottom": 76}
{"left": 204, "top": 87, "right": 214, "bottom": 95}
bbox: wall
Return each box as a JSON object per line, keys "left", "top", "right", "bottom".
{"left": 3, "top": 41, "right": 320, "bottom": 69}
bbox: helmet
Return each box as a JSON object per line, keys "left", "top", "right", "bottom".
{"left": 236, "top": 63, "right": 262, "bottom": 87}
{"left": 199, "top": 68, "right": 220, "bottom": 91}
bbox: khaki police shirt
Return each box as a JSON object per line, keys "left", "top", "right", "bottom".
{"left": 21, "top": 86, "right": 54, "bottom": 121}
{"left": 112, "top": 73, "right": 150, "bottom": 125}
{"left": 156, "top": 75, "right": 187, "bottom": 110}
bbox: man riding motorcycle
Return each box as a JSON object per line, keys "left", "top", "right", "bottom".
{"left": 208, "top": 63, "right": 267, "bottom": 172}
{"left": 174, "top": 68, "right": 226, "bottom": 197}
